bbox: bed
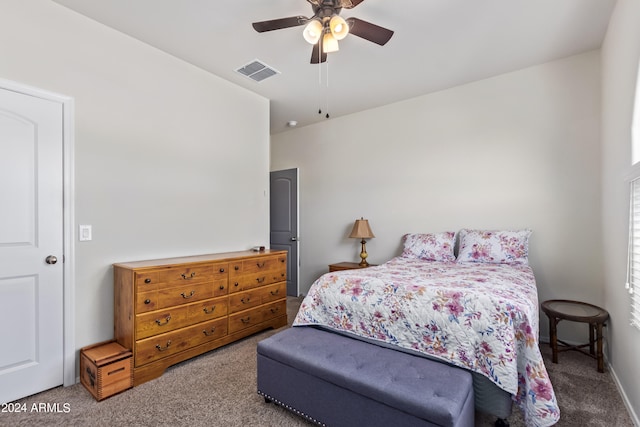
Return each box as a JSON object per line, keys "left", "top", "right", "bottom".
{"left": 293, "top": 230, "right": 560, "bottom": 427}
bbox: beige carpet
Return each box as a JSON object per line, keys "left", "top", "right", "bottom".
{"left": 4, "top": 297, "right": 634, "bottom": 427}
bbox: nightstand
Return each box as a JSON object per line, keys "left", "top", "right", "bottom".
{"left": 541, "top": 299, "right": 609, "bottom": 373}
{"left": 328, "top": 262, "right": 377, "bottom": 272}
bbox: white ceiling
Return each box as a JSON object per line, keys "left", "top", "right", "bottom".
{"left": 51, "top": 0, "right": 616, "bottom": 134}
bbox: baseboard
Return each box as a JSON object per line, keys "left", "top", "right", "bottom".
{"left": 608, "top": 364, "right": 640, "bottom": 426}
{"left": 540, "top": 336, "right": 638, "bottom": 426}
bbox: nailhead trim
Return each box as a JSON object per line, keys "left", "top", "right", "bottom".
{"left": 258, "top": 390, "right": 326, "bottom": 426}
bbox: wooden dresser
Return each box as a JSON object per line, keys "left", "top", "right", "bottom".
{"left": 113, "top": 249, "right": 287, "bottom": 386}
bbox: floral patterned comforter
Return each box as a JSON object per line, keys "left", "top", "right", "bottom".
{"left": 293, "top": 257, "right": 559, "bottom": 427}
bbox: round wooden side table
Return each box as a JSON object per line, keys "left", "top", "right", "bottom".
{"left": 541, "top": 299, "right": 609, "bottom": 373}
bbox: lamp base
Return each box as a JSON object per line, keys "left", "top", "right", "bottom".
{"left": 358, "top": 239, "right": 369, "bottom": 267}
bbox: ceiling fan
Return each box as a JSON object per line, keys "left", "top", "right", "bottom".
{"left": 252, "top": 0, "right": 394, "bottom": 64}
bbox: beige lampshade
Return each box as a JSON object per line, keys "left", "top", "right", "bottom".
{"left": 349, "top": 218, "right": 375, "bottom": 239}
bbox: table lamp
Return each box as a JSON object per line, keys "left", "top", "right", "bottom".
{"left": 349, "top": 217, "right": 375, "bottom": 267}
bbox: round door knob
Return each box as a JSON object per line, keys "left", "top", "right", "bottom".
{"left": 45, "top": 255, "right": 58, "bottom": 265}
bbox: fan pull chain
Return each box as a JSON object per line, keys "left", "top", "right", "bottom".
{"left": 318, "top": 48, "right": 322, "bottom": 115}
{"left": 325, "top": 61, "right": 330, "bottom": 119}
{"left": 315, "top": 43, "right": 329, "bottom": 119}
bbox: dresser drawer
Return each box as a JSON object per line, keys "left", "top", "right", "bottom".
{"left": 135, "top": 271, "right": 160, "bottom": 291}
{"left": 134, "top": 294, "right": 227, "bottom": 340}
{"left": 187, "top": 296, "right": 229, "bottom": 323}
{"left": 156, "top": 281, "right": 216, "bottom": 309}
{"left": 136, "top": 290, "right": 159, "bottom": 313}
{"left": 136, "top": 306, "right": 191, "bottom": 340}
{"left": 261, "top": 281, "right": 286, "bottom": 305}
{"left": 137, "top": 274, "right": 228, "bottom": 313}
{"left": 229, "top": 270, "right": 287, "bottom": 294}
{"left": 159, "top": 264, "right": 213, "bottom": 286}
{"left": 135, "top": 317, "right": 228, "bottom": 367}
{"left": 229, "top": 282, "right": 286, "bottom": 314}
{"left": 229, "top": 255, "right": 286, "bottom": 276}
{"left": 228, "top": 300, "right": 287, "bottom": 334}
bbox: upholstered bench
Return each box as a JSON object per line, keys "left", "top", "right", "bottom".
{"left": 257, "top": 326, "right": 475, "bottom": 427}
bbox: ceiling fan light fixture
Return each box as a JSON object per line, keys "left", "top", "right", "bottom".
{"left": 322, "top": 32, "right": 339, "bottom": 53}
{"left": 329, "top": 15, "right": 349, "bottom": 40}
{"left": 303, "top": 19, "right": 323, "bottom": 44}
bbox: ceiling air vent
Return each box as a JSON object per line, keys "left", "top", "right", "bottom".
{"left": 236, "top": 60, "right": 279, "bottom": 82}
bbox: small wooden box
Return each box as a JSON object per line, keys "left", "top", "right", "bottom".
{"left": 80, "top": 340, "right": 133, "bottom": 401}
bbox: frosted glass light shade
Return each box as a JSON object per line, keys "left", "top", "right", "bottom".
{"left": 322, "top": 32, "right": 339, "bottom": 53}
{"left": 303, "top": 20, "right": 323, "bottom": 44}
{"left": 330, "top": 15, "right": 349, "bottom": 40}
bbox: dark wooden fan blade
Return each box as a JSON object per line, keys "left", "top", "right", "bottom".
{"left": 252, "top": 16, "right": 308, "bottom": 33}
{"left": 310, "top": 43, "right": 327, "bottom": 64}
{"left": 342, "top": 0, "right": 366, "bottom": 9}
{"left": 346, "top": 17, "right": 394, "bottom": 45}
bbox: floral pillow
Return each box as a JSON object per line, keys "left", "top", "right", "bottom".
{"left": 456, "top": 229, "right": 532, "bottom": 264}
{"left": 401, "top": 232, "right": 456, "bottom": 262}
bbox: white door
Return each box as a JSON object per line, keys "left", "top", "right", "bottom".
{"left": 0, "top": 87, "right": 64, "bottom": 404}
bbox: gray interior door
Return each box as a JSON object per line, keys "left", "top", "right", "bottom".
{"left": 270, "top": 168, "right": 298, "bottom": 296}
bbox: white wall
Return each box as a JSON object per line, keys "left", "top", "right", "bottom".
{"left": 272, "top": 51, "right": 603, "bottom": 345}
{"left": 601, "top": 0, "right": 640, "bottom": 423}
{"left": 0, "top": 0, "right": 270, "bottom": 363}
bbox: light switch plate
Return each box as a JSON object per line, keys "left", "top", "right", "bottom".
{"left": 79, "top": 225, "right": 92, "bottom": 241}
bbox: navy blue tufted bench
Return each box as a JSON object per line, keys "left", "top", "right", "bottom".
{"left": 257, "top": 326, "right": 475, "bottom": 427}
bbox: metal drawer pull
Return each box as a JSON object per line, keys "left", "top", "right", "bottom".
{"left": 240, "top": 317, "right": 251, "bottom": 324}
{"left": 270, "top": 290, "right": 279, "bottom": 296}
{"left": 144, "top": 299, "right": 151, "bottom": 304}
{"left": 256, "top": 262, "right": 266, "bottom": 268}
{"left": 155, "top": 315, "right": 171, "bottom": 326}
{"left": 219, "top": 285, "right": 225, "bottom": 290}
{"left": 181, "top": 290, "right": 195, "bottom": 299}
{"left": 145, "top": 278, "right": 151, "bottom": 284}
{"left": 202, "top": 327, "right": 217, "bottom": 336}
{"left": 219, "top": 268, "right": 225, "bottom": 273}
{"left": 234, "top": 265, "right": 240, "bottom": 271}
{"left": 181, "top": 272, "right": 196, "bottom": 280}
{"left": 203, "top": 305, "right": 216, "bottom": 314}
{"left": 241, "top": 297, "right": 250, "bottom": 304}
{"left": 156, "top": 341, "right": 171, "bottom": 352}
{"left": 256, "top": 276, "right": 265, "bottom": 283}
{"left": 270, "top": 307, "right": 280, "bottom": 314}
